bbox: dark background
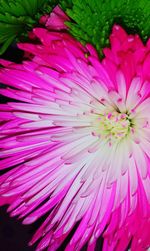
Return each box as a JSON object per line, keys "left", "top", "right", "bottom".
{"left": 0, "top": 206, "right": 36, "bottom": 251}
{"left": 0, "top": 45, "right": 36, "bottom": 251}
{"left": 0, "top": 205, "right": 104, "bottom": 251}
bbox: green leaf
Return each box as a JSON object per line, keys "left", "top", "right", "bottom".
{"left": 60, "top": 0, "right": 73, "bottom": 10}
{"left": 0, "top": 0, "right": 60, "bottom": 55}
{"left": 60, "top": 0, "right": 150, "bottom": 57}
{"left": 0, "top": 35, "right": 16, "bottom": 55}
{"left": 0, "top": 0, "right": 149, "bottom": 57}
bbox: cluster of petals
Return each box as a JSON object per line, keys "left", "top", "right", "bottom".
{"left": 0, "top": 7, "right": 150, "bottom": 251}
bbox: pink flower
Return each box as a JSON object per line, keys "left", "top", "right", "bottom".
{"left": 39, "top": 6, "right": 69, "bottom": 30}
{"left": 0, "top": 23, "right": 150, "bottom": 251}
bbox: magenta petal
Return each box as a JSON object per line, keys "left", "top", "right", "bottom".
{"left": 46, "top": 6, "right": 70, "bottom": 30}
{"left": 0, "top": 7, "right": 150, "bottom": 251}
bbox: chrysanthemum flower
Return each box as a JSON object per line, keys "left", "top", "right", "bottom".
{"left": 0, "top": 20, "right": 150, "bottom": 251}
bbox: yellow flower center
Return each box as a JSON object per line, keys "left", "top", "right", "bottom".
{"left": 93, "top": 111, "right": 133, "bottom": 142}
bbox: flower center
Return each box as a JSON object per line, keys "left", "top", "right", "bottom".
{"left": 94, "top": 111, "right": 133, "bottom": 142}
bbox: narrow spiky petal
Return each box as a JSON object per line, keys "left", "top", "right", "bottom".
{"left": 0, "top": 15, "right": 150, "bottom": 251}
